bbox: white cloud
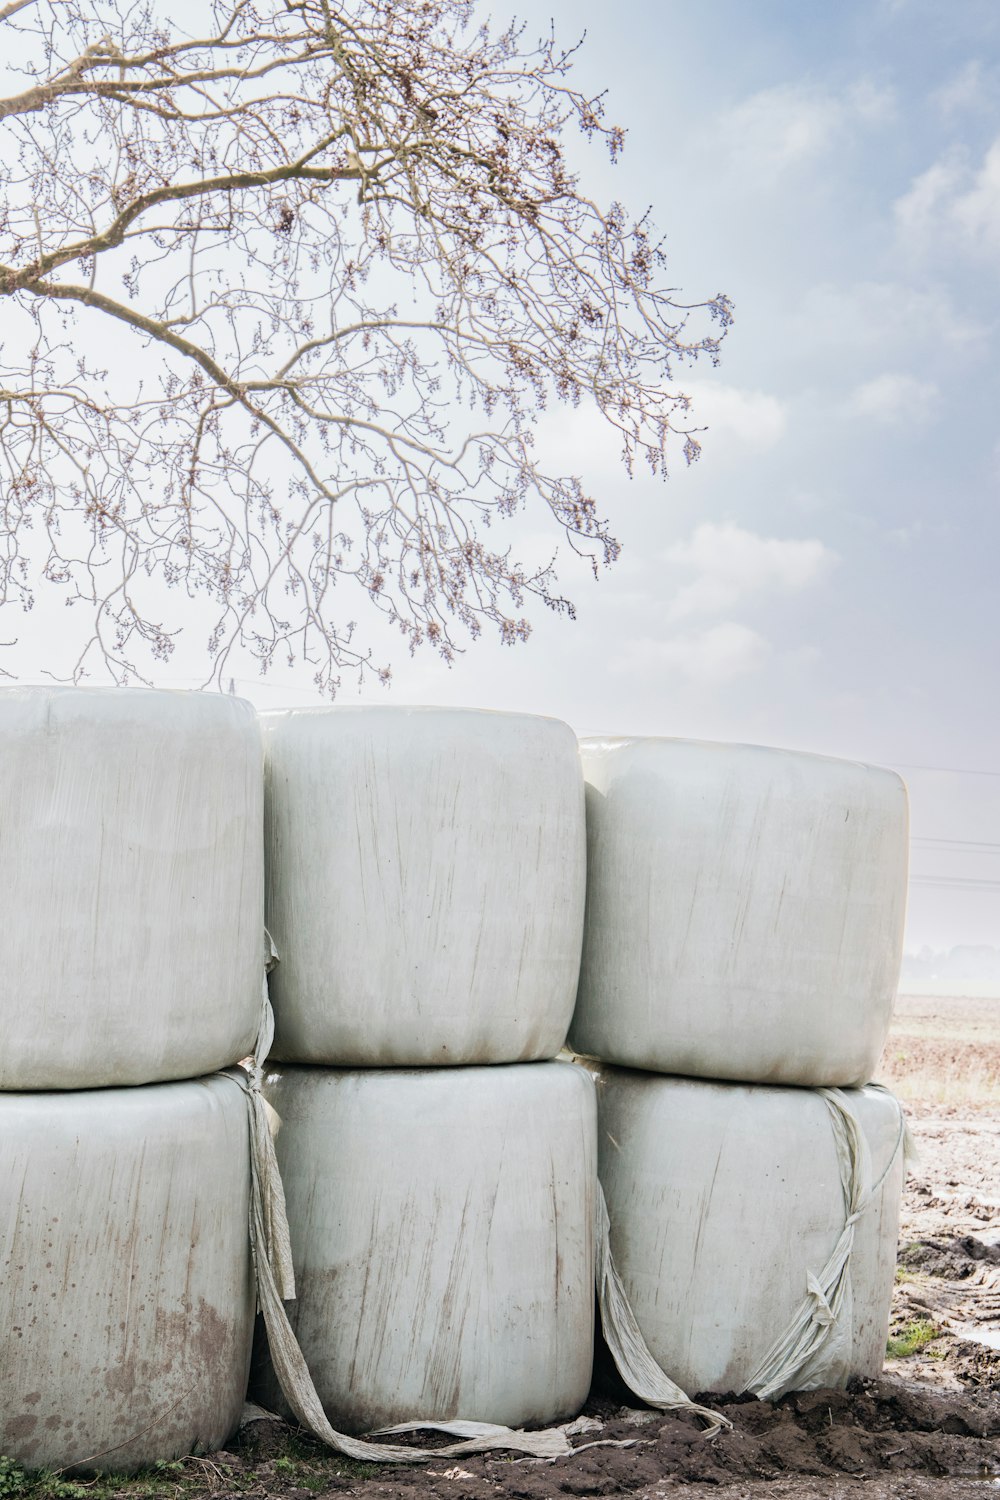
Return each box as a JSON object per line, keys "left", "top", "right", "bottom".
{"left": 895, "top": 137, "right": 1000, "bottom": 257}
{"left": 888, "top": 521, "right": 925, "bottom": 547}
{"left": 661, "top": 522, "right": 836, "bottom": 621}
{"left": 849, "top": 78, "right": 897, "bottom": 124}
{"left": 623, "top": 623, "right": 769, "bottom": 683}
{"left": 932, "top": 61, "right": 994, "bottom": 118}
{"left": 953, "top": 140, "right": 1000, "bottom": 247}
{"left": 895, "top": 152, "right": 966, "bottom": 243}
{"left": 541, "top": 380, "right": 787, "bottom": 472}
{"left": 720, "top": 80, "right": 895, "bottom": 179}
{"left": 684, "top": 381, "right": 787, "bottom": 451}
{"left": 797, "top": 279, "right": 984, "bottom": 352}
{"left": 723, "top": 86, "right": 841, "bottom": 170}
{"left": 848, "top": 372, "right": 939, "bottom": 424}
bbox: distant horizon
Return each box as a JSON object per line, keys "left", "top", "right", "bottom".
{"left": 900, "top": 942, "right": 1000, "bottom": 995}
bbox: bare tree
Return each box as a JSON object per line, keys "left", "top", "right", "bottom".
{"left": 0, "top": 0, "right": 732, "bottom": 692}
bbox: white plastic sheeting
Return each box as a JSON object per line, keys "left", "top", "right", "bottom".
{"left": 0, "top": 687, "right": 263, "bottom": 1089}
{"left": 594, "top": 1068, "right": 905, "bottom": 1398}
{"left": 240, "top": 1007, "right": 712, "bottom": 1455}
{"left": 594, "top": 1187, "right": 729, "bottom": 1435}
{"left": 571, "top": 737, "right": 909, "bottom": 1087}
{"left": 262, "top": 707, "right": 586, "bottom": 1065}
{"left": 253, "top": 1061, "right": 596, "bottom": 1432}
{"left": 0, "top": 1075, "right": 255, "bottom": 1473}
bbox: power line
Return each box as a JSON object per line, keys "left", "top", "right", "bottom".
{"left": 909, "top": 875, "right": 1000, "bottom": 889}
{"left": 897, "top": 763, "right": 1000, "bottom": 778}
{"left": 912, "top": 837, "right": 1000, "bottom": 851}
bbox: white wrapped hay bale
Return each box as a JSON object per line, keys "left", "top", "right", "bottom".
{"left": 254, "top": 1061, "right": 596, "bottom": 1431}
{"left": 0, "top": 687, "right": 263, "bottom": 1090}
{"left": 571, "top": 736, "right": 908, "bottom": 1087}
{"left": 0, "top": 1074, "right": 255, "bottom": 1473}
{"left": 595, "top": 1067, "right": 905, "bottom": 1398}
{"left": 262, "top": 707, "right": 586, "bottom": 1065}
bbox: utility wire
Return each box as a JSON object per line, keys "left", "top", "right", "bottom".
{"left": 897, "top": 763, "right": 1000, "bottom": 778}
{"left": 912, "top": 837, "right": 1000, "bottom": 851}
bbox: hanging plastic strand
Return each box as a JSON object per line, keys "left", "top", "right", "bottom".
{"left": 594, "top": 1186, "right": 730, "bottom": 1437}
{"left": 225, "top": 938, "right": 584, "bottom": 1463}
{"left": 742, "top": 1086, "right": 912, "bottom": 1403}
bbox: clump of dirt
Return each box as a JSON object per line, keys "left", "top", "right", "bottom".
{"left": 222, "top": 1376, "right": 999, "bottom": 1500}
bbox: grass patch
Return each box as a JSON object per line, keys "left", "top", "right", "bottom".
{"left": 0, "top": 1458, "right": 107, "bottom": 1500}
{"left": 876, "top": 1052, "right": 1000, "bottom": 1109}
{"left": 892, "top": 1070, "right": 999, "bottom": 1109}
{"left": 0, "top": 1458, "right": 94, "bottom": 1500}
{"left": 0, "top": 1425, "right": 382, "bottom": 1500}
{"left": 0, "top": 1453, "right": 249, "bottom": 1500}
{"left": 887, "top": 1319, "right": 942, "bottom": 1359}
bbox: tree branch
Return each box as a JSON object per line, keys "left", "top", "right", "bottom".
{"left": 0, "top": 0, "right": 37, "bottom": 18}
{"left": 0, "top": 0, "right": 731, "bottom": 692}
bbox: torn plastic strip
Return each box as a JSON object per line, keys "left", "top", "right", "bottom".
{"left": 741, "top": 1086, "right": 910, "bottom": 1403}
{"left": 594, "top": 1185, "right": 730, "bottom": 1436}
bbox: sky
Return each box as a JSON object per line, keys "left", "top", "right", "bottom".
{"left": 6, "top": 0, "right": 1000, "bottom": 968}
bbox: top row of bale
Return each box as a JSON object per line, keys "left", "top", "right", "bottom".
{"left": 0, "top": 687, "right": 909, "bottom": 1093}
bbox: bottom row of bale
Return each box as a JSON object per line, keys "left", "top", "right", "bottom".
{"left": 0, "top": 1062, "right": 905, "bottom": 1474}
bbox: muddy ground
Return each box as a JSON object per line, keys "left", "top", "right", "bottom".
{"left": 25, "top": 994, "right": 1000, "bottom": 1499}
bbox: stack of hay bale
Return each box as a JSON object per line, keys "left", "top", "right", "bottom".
{"left": 0, "top": 694, "right": 913, "bottom": 1474}
{"left": 254, "top": 706, "right": 597, "bottom": 1433}
{"left": 0, "top": 688, "right": 265, "bottom": 1473}
{"left": 569, "top": 736, "right": 911, "bottom": 1399}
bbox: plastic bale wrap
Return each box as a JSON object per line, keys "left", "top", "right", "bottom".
{"left": 571, "top": 736, "right": 909, "bottom": 1087}
{"left": 0, "top": 687, "right": 263, "bottom": 1090}
{"left": 252, "top": 1061, "right": 596, "bottom": 1431}
{"left": 0, "top": 1075, "right": 255, "bottom": 1473}
{"left": 594, "top": 1067, "right": 906, "bottom": 1399}
{"left": 262, "top": 707, "right": 586, "bottom": 1065}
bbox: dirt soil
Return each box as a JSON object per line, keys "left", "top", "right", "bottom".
{"left": 43, "top": 995, "right": 1000, "bottom": 1500}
